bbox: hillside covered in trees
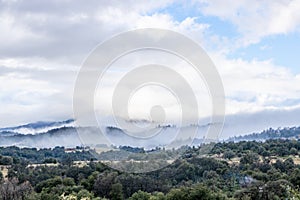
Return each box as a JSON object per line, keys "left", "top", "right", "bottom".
{"left": 1, "top": 138, "right": 300, "bottom": 199}
{"left": 228, "top": 126, "right": 300, "bottom": 142}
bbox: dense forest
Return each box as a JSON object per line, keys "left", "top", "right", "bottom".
{"left": 228, "top": 126, "right": 300, "bottom": 142}
{"left": 1, "top": 139, "right": 300, "bottom": 199}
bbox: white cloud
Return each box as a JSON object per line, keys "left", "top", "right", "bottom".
{"left": 0, "top": 0, "right": 300, "bottom": 136}
{"left": 196, "top": 0, "right": 300, "bottom": 46}
{"left": 0, "top": 0, "right": 210, "bottom": 126}
{"left": 0, "top": 71, "right": 73, "bottom": 126}
{"left": 211, "top": 52, "right": 300, "bottom": 114}
{"left": 0, "top": 12, "right": 42, "bottom": 48}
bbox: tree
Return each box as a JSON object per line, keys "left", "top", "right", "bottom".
{"left": 43, "top": 158, "right": 57, "bottom": 164}
{"left": 110, "top": 183, "right": 124, "bottom": 200}
{"left": 290, "top": 147, "right": 298, "bottom": 155}
{"left": 166, "top": 188, "right": 188, "bottom": 200}
{"left": 0, "top": 178, "right": 32, "bottom": 200}
{"left": 93, "top": 172, "right": 118, "bottom": 198}
{"left": 240, "top": 153, "right": 259, "bottom": 165}
{"left": 166, "top": 185, "right": 227, "bottom": 200}
{"left": 0, "top": 156, "right": 13, "bottom": 165}
{"left": 287, "top": 186, "right": 300, "bottom": 199}
{"left": 265, "top": 179, "right": 292, "bottom": 199}
{"left": 150, "top": 192, "right": 166, "bottom": 200}
{"left": 62, "top": 177, "right": 75, "bottom": 187}
{"left": 290, "top": 168, "right": 300, "bottom": 187}
{"left": 77, "top": 189, "right": 95, "bottom": 199}
{"left": 61, "top": 155, "right": 73, "bottom": 166}
{"left": 129, "top": 190, "right": 151, "bottom": 200}
{"left": 35, "top": 177, "right": 63, "bottom": 193}
{"left": 283, "top": 157, "right": 294, "bottom": 172}
{"left": 223, "top": 150, "right": 235, "bottom": 160}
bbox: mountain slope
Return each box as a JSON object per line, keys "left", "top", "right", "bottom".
{"left": 228, "top": 127, "right": 300, "bottom": 142}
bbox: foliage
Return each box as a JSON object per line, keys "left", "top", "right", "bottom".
{"left": 0, "top": 139, "right": 300, "bottom": 199}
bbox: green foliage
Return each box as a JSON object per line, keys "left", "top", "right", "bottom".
{"left": 110, "top": 183, "right": 124, "bottom": 200}
{"left": 223, "top": 150, "right": 235, "bottom": 160}
{"left": 240, "top": 152, "right": 259, "bottom": 165}
{"left": 0, "top": 146, "right": 94, "bottom": 164}
{"left": 77, "top": 189, "right": 96, "bottom": 199}
{"left": 0, "top": 139, "right": 300, "bottom": 199}
{"left": 93, "top": 172, "right": 118, "bottom": 198}
{"left": 290, "top": 168, "right": 300, "bottom": 187}
{"left": 0, "top": 156, "right": 13, "bottom": 165}
{"left": 166, "top": 185, "right": 227, "bottom": 200}
{"left": 287, "top": 186, "right": 300, "bottom": 199}
{"left": 129, "top": 190, "right": 151, "bottom": 200}
{"left": 150, "top": 192, "right": 166, "bottom": 200}
{"left": 44, "top": 158, "right": 57, "bottom": 164}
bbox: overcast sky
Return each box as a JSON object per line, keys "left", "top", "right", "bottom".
{"left": 1, "top": 0, "right": 300, "bottom": 136}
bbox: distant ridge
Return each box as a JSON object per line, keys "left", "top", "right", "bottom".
{"left": 2, "top": 119, "right": 299, "bottom": 148}
{"left": 0, "top": 119, "right": 74, "bottom": 135}
{"left": 228, "top": 126, "right": 300, "bottom": 142}
{"left": 0, "top": 119, "right": 211, "bottom": 148}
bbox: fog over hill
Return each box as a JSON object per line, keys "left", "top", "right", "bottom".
{"left": 1, "top": 119, "right": 300, "bottom": 149}
{"left": 0, "top": 119, "right": 75, "bottom": 135}
{"left": 0, "top": 119, "right": 209, "bottom": 148}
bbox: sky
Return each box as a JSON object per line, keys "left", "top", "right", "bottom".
{"left": 1, "top": 0, "right": 300, "bottom": 137}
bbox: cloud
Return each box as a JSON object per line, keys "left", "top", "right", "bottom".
{"left": 195, "top": 0, "right": 300, "bottom": 46}
{"left": 0, "top": 0, "right": 210, "bottom": 126}
{"left": 221, "top": 106, "right": 300, "bottom": 138}
{"left": 0, "top": 0, "right": 299, "bottom": 137}
{"left": 212, "top": 53, "right": 300, "bottom": 114}
{"left": 0, "top": 0, "right": 175, "bottom": 61}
